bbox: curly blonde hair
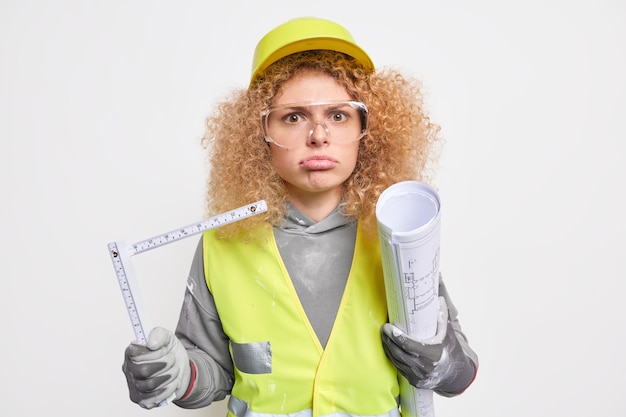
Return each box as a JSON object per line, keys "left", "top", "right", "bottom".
{"left": 202, "top": 50, "right": 442, "bottom": 239}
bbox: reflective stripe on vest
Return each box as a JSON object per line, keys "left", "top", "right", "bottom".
{"left": 203, "top": 224, "right": 400, "bottom": 417}
{"left": 228, "top": 395, "right": 401, "bottom": 417}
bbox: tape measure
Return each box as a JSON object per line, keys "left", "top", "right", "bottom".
{"left": 109, "top": 200, "right": 267, "bottom": 406}
{"left": 108, "top": 200, "right": 267, "bottom": 344}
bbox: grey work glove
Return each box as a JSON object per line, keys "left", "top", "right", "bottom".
{"left": 382, "top": 297, "right": 474, "bottom": 394}
{"left": 122, "top": 327, "right": 192, "bottom": 409}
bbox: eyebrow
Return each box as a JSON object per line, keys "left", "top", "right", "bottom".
{"left": 273, "top": 102, "right": 352, "bottom": 112}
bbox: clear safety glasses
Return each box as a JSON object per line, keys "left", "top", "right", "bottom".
{"left": 261, "top": 100, "right": 368, "bottom": 148}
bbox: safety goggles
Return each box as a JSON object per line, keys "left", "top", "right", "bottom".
{"left": 261, "top": 100, "right": 368, "bottom": 148}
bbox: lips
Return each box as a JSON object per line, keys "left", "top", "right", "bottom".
{"left": 299, "top": 155, "right": 338, "bottom": 170}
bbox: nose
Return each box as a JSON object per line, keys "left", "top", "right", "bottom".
{"left": 307, "top": 122, "right": 330, "bottom": 145}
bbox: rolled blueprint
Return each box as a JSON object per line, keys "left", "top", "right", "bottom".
{"left": 376, "top": 181, "right": 441, "bottom": 417}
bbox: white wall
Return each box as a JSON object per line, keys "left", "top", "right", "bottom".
{"left": 1, "top": 1, "right": 624, "bottom": 416}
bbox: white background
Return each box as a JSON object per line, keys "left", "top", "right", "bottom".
{"left": 1, "top": 1, "right": 624, "bottom": 416}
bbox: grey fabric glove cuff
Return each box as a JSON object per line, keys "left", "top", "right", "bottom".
{"left": 173, "top": 350, "right": 231, "bottom": 408}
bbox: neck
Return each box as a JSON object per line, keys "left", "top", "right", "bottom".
{"left": 286, "top": 188, "right": 342, "bottom": 222}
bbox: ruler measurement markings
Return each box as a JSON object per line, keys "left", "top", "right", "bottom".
{"left": 129, "top": 202, "right": 266, "bottom": 255}
{"left": 107, "top": 200, "right": 266, "bottom": 407}
{"left": 108, "top": 200, "right": 267, "bottom": 343}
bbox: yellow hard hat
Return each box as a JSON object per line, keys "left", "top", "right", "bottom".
{"left": 250, "top": 17, "right": 374, "bottom": 85}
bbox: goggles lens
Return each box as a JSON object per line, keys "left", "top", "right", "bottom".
{"left": 261, "top": 100, "right": 368, "bottom": 148}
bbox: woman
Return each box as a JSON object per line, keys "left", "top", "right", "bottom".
{"left": 122, "top": 16, "right": 478, "bottom": 416}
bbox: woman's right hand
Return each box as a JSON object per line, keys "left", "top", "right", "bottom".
{"left": 122, "top": 327, "right": 192, "bottom": 409}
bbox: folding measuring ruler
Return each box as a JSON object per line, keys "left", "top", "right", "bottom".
{"left": 108, "top": 200, "right": 267, "bottom": 345}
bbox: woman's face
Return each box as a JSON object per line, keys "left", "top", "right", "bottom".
{"left": 268, "top": 71, "right": 360, "bottom": 211}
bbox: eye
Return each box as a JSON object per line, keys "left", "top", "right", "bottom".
{"left": 329, "top": 110, "right": 349, "bottom": 123}
{"left": 283, "top": 112, "right": 305, "bottom": 124}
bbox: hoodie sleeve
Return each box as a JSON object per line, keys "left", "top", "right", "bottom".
{"left": 173, "top": 238, "right": 234, "bottom": 409}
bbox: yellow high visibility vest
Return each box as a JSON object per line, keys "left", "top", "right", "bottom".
{"left": 203, "top": 223, "right": 400, "bottom": 417}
